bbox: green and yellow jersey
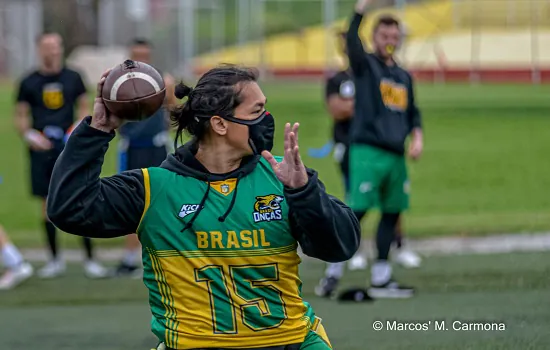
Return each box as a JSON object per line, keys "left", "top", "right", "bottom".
{"left": 46, "top": 117, "right": 361, "bottom": 349}
{"left": 140, "top": 161, "right": 314, "bottom": 348}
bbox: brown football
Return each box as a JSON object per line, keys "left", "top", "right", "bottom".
{"left": 101, "top": 60, "right": 166, "bottom": 121}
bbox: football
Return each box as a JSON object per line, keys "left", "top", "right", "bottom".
{"left": 101, "top": 59, "right": 166, "bottom": 121}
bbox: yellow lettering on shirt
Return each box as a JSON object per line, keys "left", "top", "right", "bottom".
{"left": 194, "top": 230, "right": 273, "bottom": 249}
{"left": 226, "top": 230, "right": 240, "bottom": 249}
{"left": 260, "top": 229, "right": 271, "bottom": 247}
{"left": 240, "top": 230, "right": 253, "bottom": 248}
{"left": 380, "top": 79, "right": 408, "bottom": 111}
{"left": 210, "top": 231, "right": 224, "bottom": 249}
{"left": 196, "top": 231, "right": 208, "bottom": 249}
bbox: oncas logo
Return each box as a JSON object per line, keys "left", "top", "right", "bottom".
{"left": 253, "top": 194, "right": 284, "bottom": 223}
{"left": 178, "top": 204, "right": 201, "bottom": 219}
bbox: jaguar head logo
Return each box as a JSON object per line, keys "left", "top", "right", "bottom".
{"left": 254, "top": 194, "right": 284, "bottom": 214}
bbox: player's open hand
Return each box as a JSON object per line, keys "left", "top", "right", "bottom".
{"left": 355, "top": 0, "right": 372, "bottom": 13}
{"left": 262, "top": 123, "right": 308, "bottom": 189}
{"left": 91, "top": 69, "right": 123, "bottom": 133}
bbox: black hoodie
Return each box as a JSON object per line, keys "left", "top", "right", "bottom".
{"left": 47, "top": 117, "right": 361, "bottom": 263}
{"left": 346, "top": 12, "right": 422, "bottom": 154}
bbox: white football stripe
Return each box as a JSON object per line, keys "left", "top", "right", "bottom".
{"left": 110, "top": 71, "right": 161, "bottom": 100}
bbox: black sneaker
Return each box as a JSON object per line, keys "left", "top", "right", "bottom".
{"left": 368, "top": 280, "right": 415, "bottom": 299}
{"left": 314, "top": 277, "right": 339, "bottom": 298}
{"left": 110, "top": 262, "right": 142, "bottom": 278}
{"left": 337, "top": 287, "right": 374, "bottom": 302}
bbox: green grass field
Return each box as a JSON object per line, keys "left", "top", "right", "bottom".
{"left": 1, "top": 81, "right": 549, "bottom": 349}
{"left": 1, "top": 82, "right": 550, "bottom": 247}
{"left": 0, "top": 252, "right": 549, "bottom": 349}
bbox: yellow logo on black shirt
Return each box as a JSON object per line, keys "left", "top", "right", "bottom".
{"left": 253, "top": 194, "right": 284, "bottom": 223}
{"left": 42, "top": 83, "right": 64, "bottom": 110}
{"left": 380, "top": 79, "right": 408, "bottom": 112}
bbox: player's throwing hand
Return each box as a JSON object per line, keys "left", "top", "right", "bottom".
{"left": 262, "top": 122, "right": 308, "bottom": 189}
{"left": 91, "top": 69, "right": 124, "bottom": 133}
{"left": 355, "top": 0, "right": 372, "bottom": 13}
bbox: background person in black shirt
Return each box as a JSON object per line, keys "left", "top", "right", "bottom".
{"left": 14, "top": 32, "right": 107, "bottom": 279}
{"left": 339, "top": 0, "right": 424, "bottom": 299}
{"left": 326, "top": 65, "right": 353, "bottom": 191}
{"left": 315, "top": 31, "right": 422, "bottom": 299}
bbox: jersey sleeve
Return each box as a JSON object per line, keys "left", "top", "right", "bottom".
{"left": 408, "top": 74, "right": 422, "bottom": 130}
{"left": 15, "top": 78, "right": 30, "bottom": 103}
{"left": 47, "top": 117, "right": 145, "bottom": 238}
{"left": 284, "top": 169, "right": 361, "bottom": 262}
{"left": 346, "top": 12, "right": 369, "bottom": 76}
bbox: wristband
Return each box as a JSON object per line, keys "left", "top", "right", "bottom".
{"left": 23, "top": 129, "right": 44, "bottom": 145}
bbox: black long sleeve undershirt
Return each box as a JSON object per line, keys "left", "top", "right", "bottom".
{"left": 47, "top": 117, "right": 360, "bottom": 261}
{"left": 47, "top": 117, "right": 145, "bottom": 238}
{"left": 347, "top": 12, "right": 369, "bottom": 77}
{"left": 286, "top": 173, "right": 361, "bottom": 262}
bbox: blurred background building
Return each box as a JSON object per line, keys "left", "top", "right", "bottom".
{"left": 1, "top": 0, "right": 550, "bottom": 83}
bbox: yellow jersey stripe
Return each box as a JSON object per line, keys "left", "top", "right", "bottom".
{"left": 156, "top": 250, "right": 295, "bottom": 258}
{"left": 148, "top": 250, "right": 170, "bottom": 346}
{"left": 149, "top": 252, "right": 170, "bottom": 347}
{"left": 154, "top": 252, "right": 178, "bottom": 348}
{"left": 156, "top": 246, "right": 296, "bottom": 257}
{"left": 138, "top": 168, "right": 151, "bottom": 230}
{"left": 156, "top": 250, "right": 294, "bottom": 258}
{"left": 155, "top": 253, "right": 180, "bottom": 347}
{"left": 149, "top": 249, "right": 177, "bottom": 347}
{"left": 148, "top": 250, "right": 171, "bottom": 347}
{"left": 160, "top": 249, "right": 295, "bottom": 258}
{"left": 155, "top": 244, "right": 297, "bottom": 258}
{"left": 154, "top": 246, "right": 295, "bottom": 255}
{"left": 161, "top": 244, "right": 295, "bottom": 255}
{"left": 152, "top": 252, "right": 179, "bottom": 348}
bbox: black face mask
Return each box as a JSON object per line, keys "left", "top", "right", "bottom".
{"left": 224, "top": 111, "right": 275, "bottom": 155}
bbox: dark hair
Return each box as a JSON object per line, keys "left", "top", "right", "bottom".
{"left": 374, "top": 15, "right": 400, "bottom": 31}
{"left": 130, "top": 38, "right": 152, "bottom": 48}
{"left": 171, "top": 64, "right": 259, "bottom": 147}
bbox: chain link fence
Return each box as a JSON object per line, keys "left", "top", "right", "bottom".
{"left": 1, "top": 0, "right": 550, "bottom": 82}
{"left": 0, "top": 0, "right": 43, "bottom": 78}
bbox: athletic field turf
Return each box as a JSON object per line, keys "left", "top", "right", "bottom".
{"left": 1, "top": 81, "right": 549, "bottom": 348}
{"left": 1, "top": 82, "right": 550, "bottom": 247}
{"left": 0, "top": 251, "right": 549, "bottom": 349}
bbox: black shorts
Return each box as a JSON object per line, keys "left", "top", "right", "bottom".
{"left": 118, "top": 146, "right": 168, "bottom": 172}
{"left": 29, "top": 148, "right": 62, "bottom": 198}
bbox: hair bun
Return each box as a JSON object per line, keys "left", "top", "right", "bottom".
{"left": 175, "top": 82, "right": 193, "bottom": 99}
